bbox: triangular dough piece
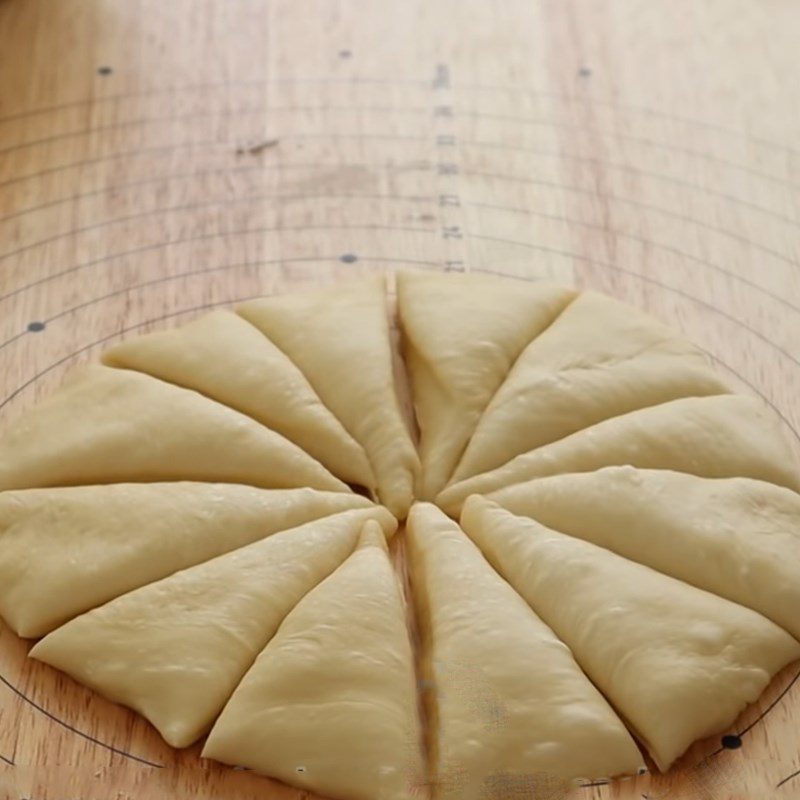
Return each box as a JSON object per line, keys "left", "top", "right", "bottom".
{"left": 203, "top": 521, "right": 427, "bottom": 800}
{"left": 30, "top": 506, "right": 396, "bottom": 748}
{"left": 488, "top": 466, "right": 800, "bottom": 641}
{"left": 438, "top": 394, "right": 800, "bottom": 515}
{"left": 238, "top": 276, "right": 419, "bottom": 517}
{"left": 405, "top": 502, "right": 643, "bottom": 796}
{"left": 102, "top": 311, "right": 374, "bottom": 489}
{"left": 397, "top": 271, "right": 575, "bottom": 499}
{"left": 450, "top": 291, "right": 731, "bottom": 483}
{"left": 460, "top": 497, "right": 800, "bottom": 771}
{"left": 0, "top": 364, "right": 347, "bottom": 493}
{"left": 0, "top": 483, "right": 373, "bottom": 637}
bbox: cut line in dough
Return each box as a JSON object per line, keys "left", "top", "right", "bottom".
{"left": 239, "top": 275, "right": 419, "bottom": 517}
{"left": 0, "top": 483, "right": 373, "bottom": 637}
{"left": 203, "top": 519, "right": 427, "bottom": 800}
{"left": 460, "top": 497, "right": 800, "bottom": 771}
{"left": 0, "top": 364, "right": 348, "bottom": 494}
{"left": 438, "top": 393, "right": 800, "bottom": 515}
{"left": 450, "top": 291, "right": 731, "bottom": 484}
{"left": 102, "top": 310, "right": 375, "bottom": 490}
{"left": 406, "top": 502, "right": 644, "bottom": 796}
{"left": 30, "top": 506, "right": 396, "bottom": 748}
{"left": 488, "top": 466, "right": 800, "bottom": 641}
{"left": 397, "top": 270, "right": 575, "bottom": 500}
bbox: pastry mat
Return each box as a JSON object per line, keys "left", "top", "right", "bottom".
{"left": 1, "top": 1, "right": 799, "bottom": 797}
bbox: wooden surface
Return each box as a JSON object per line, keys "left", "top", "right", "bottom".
{"left": 1, "top": 1, "right": 799, "bottom": 797}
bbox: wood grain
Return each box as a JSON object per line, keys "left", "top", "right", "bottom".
{"left": 1, "top": 1, "right": 799, "bottom": 797}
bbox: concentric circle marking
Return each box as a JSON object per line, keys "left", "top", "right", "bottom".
{"left": 0, "top": 71, "right": 798, "bottom": 788}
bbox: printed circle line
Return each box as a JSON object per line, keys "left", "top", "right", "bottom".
{"left": 1, "top": 77, "right": 798, "bottom": 161}
{"left": 0, "top": 184, "right": 436, "bottom": 262}
{"left": 0, "top": 222, "right": 439, "bottom": 306}
{"left": 468, "top": 239, "right": 800, "bottom": 372}
{"left": 0, "top": 254, "right": 443, "bottom": 352}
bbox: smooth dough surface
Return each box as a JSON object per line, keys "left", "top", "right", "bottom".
{"left": 102, "top": 311, "right": 375, "bottom": 489}
{"left": 30, "top": 507, "right": 396, "bottom": 748}
{"left": 438, "top": 394, "right": 800, "bottom": 515}
{"left": 460, "top": 497, "right": 800, "bottom": 771}
{"left": 203, "top": 521, "right": 427, "bottom": 800}
{"left": 238, "top": 275, "right": 419, "bottom": 517}
{"left": 405, "top": 502, "right": 643, "bottom": 797}
{"left": 0, "top": 483, "right": 372, "bottom": 637}
{"left": 489, "top": 466, "right": 800, "bottom": 640}
{"left": 397, "top": 271, "right": 575, "bottom": 500}
{"left": 0, "top": 364, "right": 347, "bottom": 493}
{"left": 450, "top": 291, "right": 731, "bottom": 483}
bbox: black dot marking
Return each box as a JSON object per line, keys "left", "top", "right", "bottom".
{"left": 97, "top": 66, "right": 113, "bottom": 76}
{"left": 338, "top": 50, "right": 352, "bottom": 59}
{"left": 339, "top": 253, "right": 358, "bottom": 263}
{"left": 27, "top": 321, "right": 46, "bottom": 332}
{"left": 721, "top": 734, "right": 742, "bottom": 750}
{"left": 296, "top": 766, "right": 307, "bottom": 773}
{"left": 578, "top": 66, "right": 592, "bottom": 77}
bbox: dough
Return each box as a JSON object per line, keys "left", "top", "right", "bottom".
{"left": 460, "top": 497, "right": 800, "bottom": 771}
{"left": 405, "top": 502, "right": 644, "bottom": 797}
{"left": 103, "top": 311, "right": 375, "bottom": 490}
{"left": 450, "top": 291, "right": 731, "bottom": 483}
{"left": 0, "top": 483, "right": 373, "bottom": 637}
{"left": 203, "top": 521, "right": 427, "bottom": 800}
{"left": 6, "top": 275, "right": 799, "bottom": 783}
{"left": 238, "top": 276, "right": 419, "bottom": 517}
{"left": 30, "top": 506, "right": 396, "bottom": 748}
{"left": 397, "top": 271, "right": 574, "bottom": 499}
{"left": 488, "top": 466, "right": 800, "bottom": 640}
{"left": 0, "top": 364, "right": 347, "bottom": 493}
{"left": 438, "top": 394, "right": 800, "bottom": 515}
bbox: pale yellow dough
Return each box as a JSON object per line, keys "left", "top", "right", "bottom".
{"left": 460, "top": 497, "right": 800, "bottom": 771}
{"left": 102, "top": 311, "right": 375, "bottom": 489}
{"left": 203, "top": 521, "right": 427, "bottom": 800}
{"left": 438, "top": 394, "right": 800, "bottom": 515}
{"left": 450, "top": 291, "right": 731, "bottom": 483}
{"left": 0, "top": 364, "right": 347, "bottom": 493}
{"left": 30, "top": 506, "right": 396, "bottom": 748}
{"left": 238, "top": 276, "right": 418, "bottom": 517}
{"left": 489, "top": 466, "right": 800, "bottom": 641}
{"left": 406, "top": 502, "right": 644, "bottom": 797}
{"left": 397, "top": 271, "right": 575, "bottom": 500}
{"left": 0, "top": 483, "right": 372, "bottom": 638}
{"left": 7, "top": 276, "right": 800, "bottom": 785}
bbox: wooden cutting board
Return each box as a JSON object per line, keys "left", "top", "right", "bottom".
{"left": 1, "top": 1, "right": 799, "bottom": 797}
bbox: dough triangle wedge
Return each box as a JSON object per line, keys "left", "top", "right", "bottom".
{"left": 460, "top": 497, "right": 800, "bottom": 771}
{"left": 203, "top": 521, "right": 427, "bottom": 800}
{"left": 488, "top": 466, "right": 800, "bottom": 640}
{"left": 30, "top": 506, "right": 396, "bottom": 748}
{"left": 438, "top": 394, "right": 800, "bottom": 515}
{"left": 102, "top": 311, "right": 374, "bottom": 489}
{"left": 0, "top": 483, "right": 373, "bottom": 638}
{"left": 405, "top": 502, "right": 643, "bottom": 797}
{"left": 450, "top": 291, "right": 731, "bottom": 483}
{"left": 397, "top": 271, "right": 575, "bottom": 499}
{"left": 0, "top": 364, "right": 347, "bottom": 493}
{"left": 238, "top": 275, "right": 418, "bottom": 516}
